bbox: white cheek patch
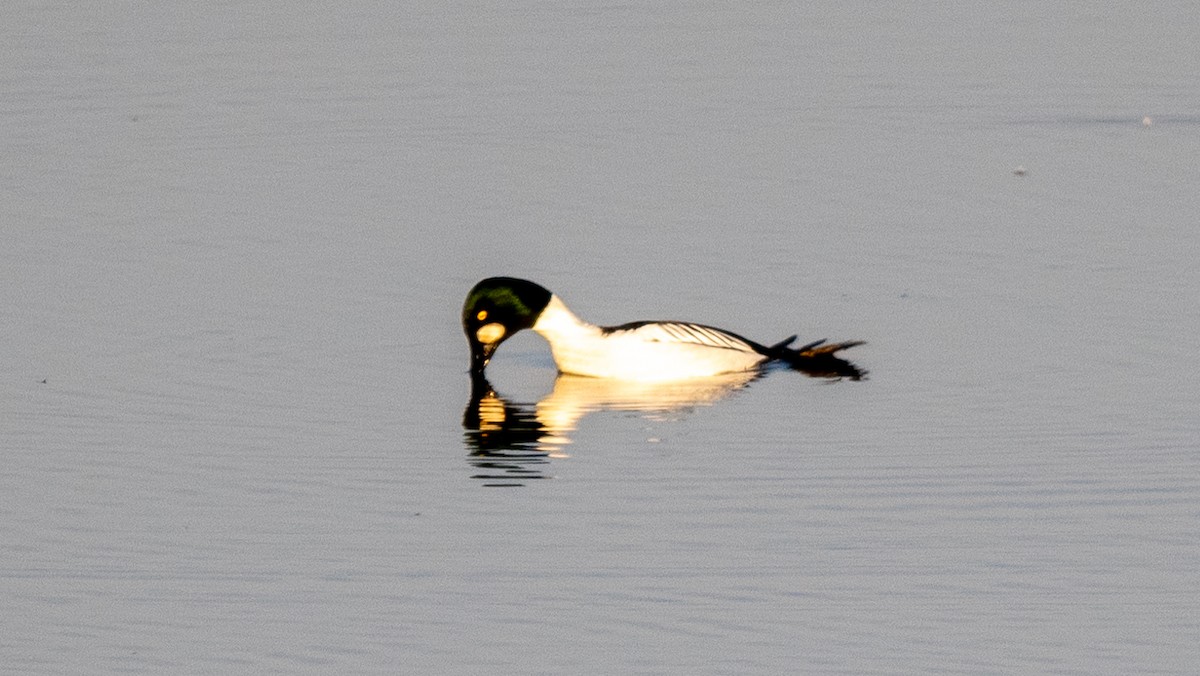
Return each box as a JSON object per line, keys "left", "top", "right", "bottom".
{"left": 476, "top": 322, "right": 506, "bottom": 344}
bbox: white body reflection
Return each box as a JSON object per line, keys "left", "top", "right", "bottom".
{"left": 463, "top": 372, "right": 759, "bottom": 486}
{"left": 537, "top": 371, "right": 759, "bottom": 436}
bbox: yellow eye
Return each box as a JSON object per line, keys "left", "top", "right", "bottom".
{"left": 476, "top": 310, "right": 488, "bottom": 321}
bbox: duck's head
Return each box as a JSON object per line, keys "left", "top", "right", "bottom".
{"left": 462, "top": 277, "right": 552, "bottom": 377}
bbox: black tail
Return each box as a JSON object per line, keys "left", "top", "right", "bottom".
{"left": 766, "top": 337, "right": 866, "bottom": 381}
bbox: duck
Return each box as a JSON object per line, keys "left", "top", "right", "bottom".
{"left": 462, "top": 277, "right": 865, "bottom": 382}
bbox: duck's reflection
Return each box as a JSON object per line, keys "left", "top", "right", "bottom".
{"left": 463, "top": 371, "right": 760, "bottom": 486}
{"left": 463, "top": 354, "right": 865, "bottom": 486}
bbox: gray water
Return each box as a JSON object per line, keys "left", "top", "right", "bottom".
{"left": 4, "top": 2, "right": 1200, "bottom": 674}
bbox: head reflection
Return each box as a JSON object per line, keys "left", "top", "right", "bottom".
{"left": 462, "top": 376, "right": 563, "bottom": 487}
{"left": 462, "top": 371, "right": 761, "bottom": 487}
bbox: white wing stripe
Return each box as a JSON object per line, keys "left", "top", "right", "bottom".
{"left": 639, "top": 322, "right": 754, "bottom": 351}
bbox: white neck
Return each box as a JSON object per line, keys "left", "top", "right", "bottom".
{"left": 531, "top": 295, "right": 599, "bottom": 342}
{"left": 531, "top": 295, "right": 615, "bottom": 376}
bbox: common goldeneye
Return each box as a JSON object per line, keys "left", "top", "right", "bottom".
{"left": 462, "top": 277, "right": 865, "bottom": 381}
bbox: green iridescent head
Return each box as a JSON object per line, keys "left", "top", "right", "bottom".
{"left": 462, "top": 277, "right": 552, "bottom": 377}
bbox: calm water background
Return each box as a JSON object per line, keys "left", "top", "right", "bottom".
{"left": 4, "top": 2, "right": 1199, "bottom": 673}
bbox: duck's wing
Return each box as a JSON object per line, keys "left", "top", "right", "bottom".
{"left": 600, "top": 320, "right": 766, "bottom": 354}
{"left": 600, "top": 320, "right": 867, "bottom": 380}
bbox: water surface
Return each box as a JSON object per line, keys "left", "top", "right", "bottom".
{"left": 3, "top": 2, "right": 1199, "bottom": 673}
